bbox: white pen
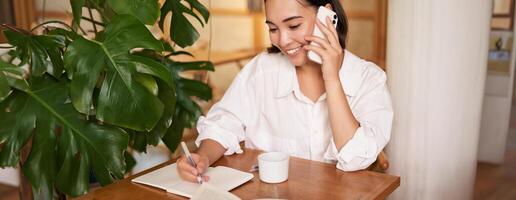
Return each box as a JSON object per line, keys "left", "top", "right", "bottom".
{"left": 180, "top": 141, "right": 203, "bottom": 184}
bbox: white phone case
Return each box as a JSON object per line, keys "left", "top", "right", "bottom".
{"left": 308, "top": 6, "right": 338, "bottom": 64}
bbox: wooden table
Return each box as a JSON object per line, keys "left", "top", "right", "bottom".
{"left": 76, "top": 149, "right": 400, "bottom": 200}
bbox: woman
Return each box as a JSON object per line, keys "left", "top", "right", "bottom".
{"left": 177, "top": 0, "right": 393, "bottom": 182}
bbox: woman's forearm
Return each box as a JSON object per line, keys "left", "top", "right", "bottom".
{"left": 325, "top": 79, "right": 359, "bottom": 149}
{"left": 195, "top": 139, "right": 226, "bottom": 166}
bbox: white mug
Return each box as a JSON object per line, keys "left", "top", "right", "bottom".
{"left": 257, "top": 152, "right": 289, "bottom": 183}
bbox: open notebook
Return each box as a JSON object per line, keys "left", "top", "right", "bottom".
{"left": 132, "top": 163, "right": 254, "bottom": 198}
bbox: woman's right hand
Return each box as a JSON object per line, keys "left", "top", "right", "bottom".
{"left": 176, "top": 153, "right": 210, "bottom": 183}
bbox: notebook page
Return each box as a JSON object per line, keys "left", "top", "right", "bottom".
{"left": 132, "top": 163, "right": 186, "bottom": 191}
{"left": 206, "top": 166, "right": 254, "bottom": 191}
{"left": 131, "top": 163, "right": 253, "bottom": 198}
{"left": 191, "top": 183, "right": 241, "bottom": 200}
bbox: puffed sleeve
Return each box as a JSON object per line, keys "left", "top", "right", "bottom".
{"left": 324, "top": 66, "right": 393, "bottom": 171}
{"left": 194, "top": 56, "right": 259, "bottom": 155}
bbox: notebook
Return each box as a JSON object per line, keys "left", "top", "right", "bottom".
{"left": 191, "top": 182, "right": 241, "bottom": 200}
{"left": 131, "top": 163, "right": 254, "bottom": 198}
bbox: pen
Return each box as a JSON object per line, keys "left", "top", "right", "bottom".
{"left": 180, "top": 141, "right": 203, "bottom": 184}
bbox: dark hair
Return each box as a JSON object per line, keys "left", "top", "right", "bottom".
{"left": 265, "top": 0, "right": 348, "bottom": 53}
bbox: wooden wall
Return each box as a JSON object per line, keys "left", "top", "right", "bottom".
{"left": 342, "top": 0, "right": 388, "bottom": 69}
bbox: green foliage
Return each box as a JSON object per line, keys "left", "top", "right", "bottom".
{"left": 108, "top": 0, "right": 160, "bottom": 25}
{"left": 0, "top": 0, "right": 213, "bottom": 199}
{"left": 160, "top": 0, "right": 210, "bottom": 47}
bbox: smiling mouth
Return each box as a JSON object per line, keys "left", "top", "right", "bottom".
{"left": 285, "top": 46, "right": 302, "bottom": 55}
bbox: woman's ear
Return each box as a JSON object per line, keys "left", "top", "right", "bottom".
{"left": 324, "top": 3, "right": 333, "bottom": 10}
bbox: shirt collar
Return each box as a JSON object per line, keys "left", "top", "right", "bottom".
{"left": 275, "top": 54, "right": 296, "bottom": 98}
{"left": 275, "top": 50, "right": 362, "bottom": 98}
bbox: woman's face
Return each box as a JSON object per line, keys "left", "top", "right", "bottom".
{"left": 265, "top": 0, "right": 316, "bottom": 66}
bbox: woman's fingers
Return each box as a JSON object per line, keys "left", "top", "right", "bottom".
{"left": 202, "top": 175, "right": 210, "bottom": 182}
{"left": 305, "top": 35, "right": 331, "bottom": 50}
{"left": 180, "top": 170, "right": 201, "bottom": 182}
{"left": 325, "top": 16, "right": 341, "bottom": 50}
{"left": 177, "top": 156, "right": 198, "bottom": 174}
{"left": 303, "top": 44, "right": 326, "bottom": 59}
{"left": 186, "top": 153, "right": 211, "bottom": 182}
{"left": 190, "top": 153, "right": 209, "bottom": 174}
{"left": 177, "top": 156, "right": 200, "bottom": 182}
{"left": 315, "top": 17, "right": 339, "bottom": 50}
{"left": 177, "top": 155, "right": 211, "bottom": 183}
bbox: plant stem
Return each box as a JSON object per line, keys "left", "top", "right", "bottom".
{"left": 86, "top": 1, "right": 98, "bottom": 37}
{"left": 1, "top": 23, "right": 31, "bottom": 35}
{"left": 30, "top": 20, "right": 74, "bottom": 32}
{"left": 81, "top": 17, "right": 105, "bottom": 27}
{"left": 8, "top": 56, "right": 15, "bottom": 64}
{"left": 78, "top": 26, "right": 87, "bottom": 35}
{"left": 87, "top": 0, "right": 109, "bottom": 23}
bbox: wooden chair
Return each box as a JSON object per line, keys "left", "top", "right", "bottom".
{"left": 368, "top": 151, "right": 389, "bottom": 172}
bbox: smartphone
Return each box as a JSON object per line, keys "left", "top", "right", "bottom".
{"left": 308, "top": 6, "right": 338, "bottom": 64}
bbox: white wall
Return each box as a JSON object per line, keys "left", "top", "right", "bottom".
{"left": 386, "top": 0, "right": 491, "bottom": 199}
{"left": 0, "top": 167, "right": 20, "bottom": 186}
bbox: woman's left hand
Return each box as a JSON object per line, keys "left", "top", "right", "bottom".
{"left": 304, "top": 16, "right": 344, "bottom": 82}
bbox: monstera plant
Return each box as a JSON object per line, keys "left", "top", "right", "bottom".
{"left": 0, "top": 0, "right": 213, "bottom": 199}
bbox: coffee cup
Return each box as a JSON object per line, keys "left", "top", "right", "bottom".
{"left": 257, "top": 152, "right": 289, "bottom": 183}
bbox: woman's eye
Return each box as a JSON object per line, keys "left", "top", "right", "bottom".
{"left": 289, "top": 24, "right": 301, "bottom": 30}
{"left": 269, "top": 28, "right": 278, "bottom": 33}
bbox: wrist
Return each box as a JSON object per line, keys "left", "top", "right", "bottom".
{"left": 323, "top": 76, "right": 341, "bottom": 85}
{"left": 196, "top": 151, "right": 211, "bottom": 165}
{"left": 322, "top": 70, "right": 340, "bottom": 82}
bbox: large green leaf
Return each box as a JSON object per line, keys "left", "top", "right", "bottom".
{"left": 0, "top": 72, "right": 9, "bottom": 100}
{"left": 149, "top": 80, "right": 176, "bottom": 145}
{"left": 3, "top": 30, "right": 65, "bottom": 77}
{"left": 166, "top": 60, "right": 213, "bottom": 103}
{"left": 168, "top": 61, "right": 214, "bottom": 72}
{"left": 157, "top": 59, "right": 212, "bottom": 150}
{"left": 177, "top": 78, "right": 212, "bottom": 101}
{"left": 64, "top": 14, "right": 172, "bottom": 131}
{"left": 130, "top": 79, "right": 176, "bottom": 153}
{"left": 0, "top": 76, "right": 129, "bottom": 198}
{"left": 70, "top": 0, "right": 85, "bottom": 29}
{"left": 0, "top": 60, "right": 28, "bottom": 101}
{"left": 108, "top": 0, "right": 160, "bottom": 25}
{"left": 0, "top": 93, "right": 37, "bottom": 167}
{"left": 22, "top": 117, "right": 57, "bottom": 200}
{"left": 160, "top": 0, "right": 210, "bottom": 47}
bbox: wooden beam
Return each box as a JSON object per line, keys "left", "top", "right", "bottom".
{"left": 377, "top": 0, "right": 388, "bottom": 69}
{"left": 210, "top": 8, "right": 253, "bottom": 16}
{"left": 253, "top": 13, "right": 266, "bottom": 51}
{"left": 12, "top": 0, "right": 36, "bottom": 30}
{"left": 346, "top": 11, "right": 376, "bottom": 19}
{"left": 37, "top": 11, "right": 72, "bottom": 20}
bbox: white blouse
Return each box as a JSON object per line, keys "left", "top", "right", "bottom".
{"left": 195, "top": 50, "right": 393, "bottom": 171}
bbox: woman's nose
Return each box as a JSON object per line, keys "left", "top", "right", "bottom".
{"left": 279, "top": 31, "right": 293, "bottom": 48}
